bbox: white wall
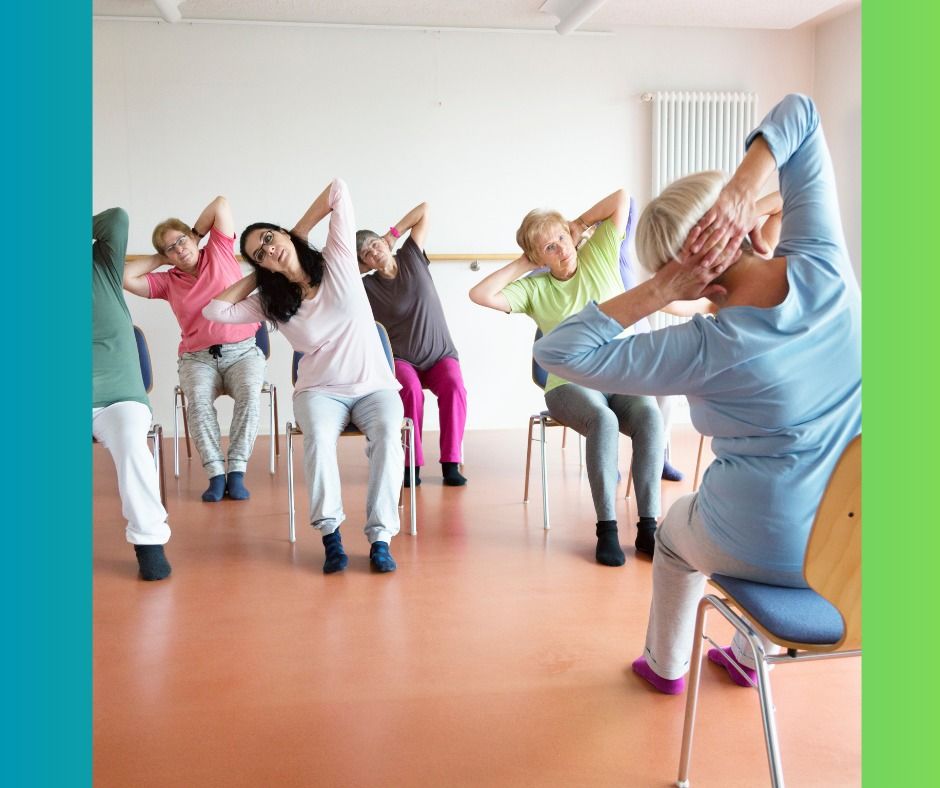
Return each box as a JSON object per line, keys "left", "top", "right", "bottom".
{"left": 95, "top": 20, "right": 838, "bottom": 434}
{"left": 812, "top": 6, "right": 862, "bottom": 283}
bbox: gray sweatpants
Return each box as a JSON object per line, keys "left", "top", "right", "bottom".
{"left": 544, "top": 383, "right": 664, "bottom": 521}
{"left": 643, "top": 493, "right": 808, "bottom": 679}
{"left": 177, "top": 336, "right": 266, "bottom": 478}
{"left": 294, "top": 388, "right": 404, "bottom": 544}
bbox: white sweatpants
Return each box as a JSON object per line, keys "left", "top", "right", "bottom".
{"left": 93, "top": 401, "right": 171, "bottom": 545}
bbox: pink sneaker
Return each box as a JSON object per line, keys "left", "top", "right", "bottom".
{"left": 708, "top": 646, "right": 757, "bottom": 687}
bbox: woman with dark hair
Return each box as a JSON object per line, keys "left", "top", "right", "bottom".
{"left": 123, "top": 196, "right": 265, "bottom": 503}
{"left": 203, "top": 179, "right": 403, "bottom": 574}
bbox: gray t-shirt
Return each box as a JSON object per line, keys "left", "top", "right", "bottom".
{"left": 361, "top": 237, "right": 458, "bottom": 371}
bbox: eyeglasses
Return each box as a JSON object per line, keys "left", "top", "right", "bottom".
{"left": 252, "top": 230, "right": 276, "bottom": 263}
{"left": 163, "top": 234, "right": 189, "bottom": 256}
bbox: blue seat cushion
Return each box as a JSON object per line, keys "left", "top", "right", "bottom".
{"left": 710, "top": 574, "right": 845, "bottom": 646}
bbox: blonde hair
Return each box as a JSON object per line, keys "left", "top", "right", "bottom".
{"left": 635, "top": 171, "right": 725, "bottom": 273}
{"left": 152, "top": 218, "right": 193, "bottom": 254}
{"left": 515, "top": 209, "right": 567, "bottom": 265}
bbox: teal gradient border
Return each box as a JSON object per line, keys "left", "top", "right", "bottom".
{"left": 864, "top": 1, "right": 938, "bottom": 783}
{"left": 3, "top": 2, "right": 91, "bottom": 786}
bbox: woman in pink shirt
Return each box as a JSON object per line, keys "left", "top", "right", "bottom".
{"left": 123, "top": 196, "right": 266, "bottom": 502}
{"left": 203, "top": 179, "right": 403, "bottom": 574}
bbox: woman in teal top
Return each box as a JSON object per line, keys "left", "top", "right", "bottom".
{"left": 535, "top": 95, "right": 861, "bottom": 693}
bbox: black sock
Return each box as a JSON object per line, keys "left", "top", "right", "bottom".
{"left": 370, "top": 541, "right": 397, "bottom": 573}
{"left": 635, "top": 517, "right": 658, "bottom": 556}
{"left": 201, "top": 474, "right": 226, "bottom": 502}
{"left": 441, "top": 462, "right": 467, "bottom": 486}
{"left": 404, "top": 466, "right": 422, "bottom": 488}
{"left": 322, "top": 529, "right": 349, "bottom": 574}
{"left": 595, "top": 521, "right": 625, "bottom": 566}
{"left": 134, "top": 544, "right": 172, "bottom": 581}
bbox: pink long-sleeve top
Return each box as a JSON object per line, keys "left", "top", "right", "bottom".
{"left": 203, "top": 179, "right": 400, "bottom": 399}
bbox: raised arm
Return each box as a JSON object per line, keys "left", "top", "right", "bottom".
{"left": 468, "top": 255, "right": 540, "bottom": 313}
{"left": 122, "top": 254, "right": 165, "bottom": 298}
{"left": 92, "top": 207, "right": 129, "bottom": 274}
{"left": 750, "top": 191, "right": 783, "bottom": 256}
{"left": 192, "top": 195, "right": 235, "bottom": 239}
{"left": 385, "top": 201, "right": 429, "bottom": 252}
{"left": 202, "top": 272, "right": 264, "bottom": 326}
{"left": 290, "top": 182, "right": 335, "bottom": 239}
{"left": 685, "top": 136, "right": 777, "bottom": 263}
{"left": 575, "top": 188, "right": 629, "bottom": 236}
{"left": 212, "top": 271, "right": 258, "bottom": 304}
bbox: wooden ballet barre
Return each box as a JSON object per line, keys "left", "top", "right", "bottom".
{"left": 126, "top": 253, "right": 519, "bottom": 263}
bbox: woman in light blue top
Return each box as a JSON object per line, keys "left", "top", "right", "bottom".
{"left": 534, "top": 94, "right": 861, "bottom": 693}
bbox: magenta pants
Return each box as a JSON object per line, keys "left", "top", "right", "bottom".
{"left": 394, "top": 356, "right": 467, "bottom": 467}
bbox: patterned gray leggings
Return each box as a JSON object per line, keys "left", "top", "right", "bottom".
{"left": 177, "top": 337, "right": 266, "bottom": 478}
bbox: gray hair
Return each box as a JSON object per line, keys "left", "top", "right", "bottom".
{"left": 636, "top": 171, "right": 725, "bottom": 273}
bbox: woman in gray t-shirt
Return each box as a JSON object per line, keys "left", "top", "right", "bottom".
{"left": 357, "top": 202, "right": 468, "bottom": 489}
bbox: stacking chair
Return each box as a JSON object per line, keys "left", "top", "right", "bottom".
{"left": 676, "top": 434, "right": 861, "bottom": 788}
{"left": 173, "top": 323, "right": 279, "bottom": 477}
{"left": 523, "top": 328, "right": 584, "bottom": 530}
{"left": 94, "top": 326, "right": 167, "bottom": 507}
{"left": 285, "top": 322, "right": 417, "bottom": 543}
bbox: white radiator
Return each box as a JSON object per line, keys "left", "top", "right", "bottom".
{"left": 646, "top": 90, "right": 757, "bottom": 330}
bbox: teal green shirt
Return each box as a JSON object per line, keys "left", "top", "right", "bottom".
{"left": 93, "top": 208, "right": 149, "bottom": 409}
{"left": 502, "top": 218, "right": 625, "bottom": 392}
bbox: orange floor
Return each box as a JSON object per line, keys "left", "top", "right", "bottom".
{"left": 93, "top": 426, "right": 860, "bottom": 787}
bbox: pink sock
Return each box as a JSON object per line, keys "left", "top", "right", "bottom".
{"left": 631, "top": 656, "right": 686, "bottom": 695}
{"left": 707, "top": 646, "right": 757, "bottom": 687}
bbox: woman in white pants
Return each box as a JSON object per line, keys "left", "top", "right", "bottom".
{"left": 93, "top": 207, "right": 171, "bottom": 580}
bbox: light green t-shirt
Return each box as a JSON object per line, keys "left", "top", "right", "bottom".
{"left": 93, "top": 208, "right": 150, "bottom": 409}
{"left": 502, "top": 218, "right": 625, "bottom": 392}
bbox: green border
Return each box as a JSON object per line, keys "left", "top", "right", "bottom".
{"left": 863, "top": 1, "right": 939, "bottom": 783}
{"left": 2, "top": 2, "right": 91, "bottom": 785}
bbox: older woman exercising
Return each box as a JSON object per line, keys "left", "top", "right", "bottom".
{"left": 534, "top": 94, "right": 860, "bottom": 692}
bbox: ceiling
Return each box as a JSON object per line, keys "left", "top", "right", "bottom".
{"left": 93, "top": 0, "right": 859, "bottom": 33}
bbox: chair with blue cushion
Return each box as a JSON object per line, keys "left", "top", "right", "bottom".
{"left": 675, "top": 434, "right": 862, "bottom": 788}
{"left": 173, "top": 322, "right": 279, "bottom": 477}
{"left": 285, "top": 322, "right": 417, "bottom": 543}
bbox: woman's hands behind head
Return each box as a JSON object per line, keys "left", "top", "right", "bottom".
{"left": 684, "top": 180, "right": 769, "bottom": 266}
{"left": 654, "top": 242, "right": 738, "bottom": 305}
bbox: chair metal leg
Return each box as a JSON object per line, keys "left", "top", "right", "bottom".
{"left": 625, "top": 457, "right": 634, "bottom": 499}
{"left": 539, "top": 417, "right": 550, "bottom": 530}
{"left": 561, "top": 425, "right": 568, "bottom": 448}
{"left": 751, "top": 637, "right": 785, "bottom": 787}
{"left": 149, "top": 424, "right": 167, "bottom": 509}
{"left": 272, "top": 384, "right": 280, "bottom": 456}
{"left": 676, "top": 597, "right": 711, "bottom": 788}
{"left": 173, "top": 386, "right": 182, "bottom": 478}
{"left": 286, "top": 423, "right": 296, "bottom": 544}
{"left": 406, "top": 418, "right": 416, "bottom": 535}
{"left": 523, "top": 416, "right": 536, "bottom": 503}
{"left": 686, "top": 595, "right": 787, "bottom": 788}
{"left": 693, "top": 434, "right": 706, "bottom": 491}
{"left": 182, "top": 392, "right": 192, "bottom": 459}
{"left": 266, "top": 385, "right": 276, "bottom": 475}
